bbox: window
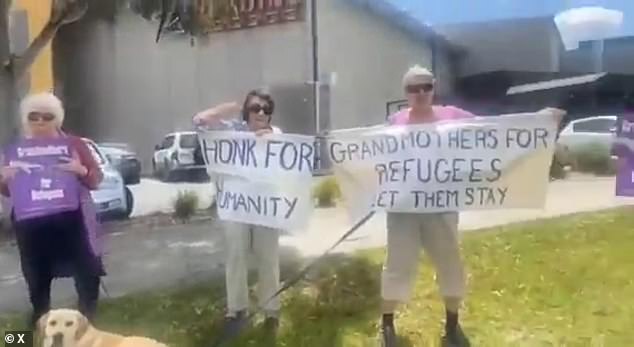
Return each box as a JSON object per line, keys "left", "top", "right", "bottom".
{"left": 572, "top": 118, "right": 616, "bottom": 133}
{"left": 179, "top": 134, "right": 199, "bottom": 149}
{"left": 160, "top": 136, "right": 175, "bottom": 149}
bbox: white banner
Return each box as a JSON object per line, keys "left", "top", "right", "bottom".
{"left": 215, "top": 177, "right": 313, "bottom": 230}
{"left": 199, "top": 131, "right": 316, "bottom": 230}
{"left": 328, "top": 113, "right": 558, "bottom": 220}
{"left": 199, "top": 131, "right": 317, "bottom": 181}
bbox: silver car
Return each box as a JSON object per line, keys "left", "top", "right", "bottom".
{"left": 558, "top": 115, "right": 618, "bottom": 151}
{"left": 83, "top": 139, "right": 134, "bottom": 220}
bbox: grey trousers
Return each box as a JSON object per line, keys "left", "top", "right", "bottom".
{"left": 223, "top": 222, "right": 281, "bottom": 317}
{"left": 381, "top": 212, "right": 466, "bottom": 303}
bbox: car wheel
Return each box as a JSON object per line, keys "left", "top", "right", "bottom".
{"left": 127, "top": 175, "right": 141, "bottom": 185}
{"left": 162, "top": 159, "right": 174, "bottom": 182}
{"left": 152, "top": 159, "right": 159, "bottom": 178}
{"left": 123, "top": 187, "right": 134, "bottom": 219}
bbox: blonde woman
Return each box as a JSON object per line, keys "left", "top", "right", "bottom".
{"left": 379, "top": 66, "right": 565, "bottom": 347}
{"left": 0, "top": 93, "right": 104, "bottom": 327}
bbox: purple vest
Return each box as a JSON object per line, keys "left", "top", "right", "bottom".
{"left": 3, "top": 137, "right": 81, "bottom": 221}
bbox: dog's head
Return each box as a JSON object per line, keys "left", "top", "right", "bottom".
{"left": 37, "top": 309, "right": 90, "bottom": 347}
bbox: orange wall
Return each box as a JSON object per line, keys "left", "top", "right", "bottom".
{"left": 15, "top": 0, "right": 53, "bottom": 93}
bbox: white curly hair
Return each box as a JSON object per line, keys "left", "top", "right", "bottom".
{"left": 402, "top": 64, "right": 435, "bottom": 87}
{"left": 20, "top": 92, "right": 65, "bottom": 129}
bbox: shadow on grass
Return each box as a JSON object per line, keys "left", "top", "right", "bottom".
{"left": 2, "top": 248, "right": 414, "bottom": 347}
{"left": 232, "top": 253, "right": 416, "bottom": 347}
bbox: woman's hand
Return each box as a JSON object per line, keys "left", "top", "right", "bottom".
{"left": 56, "top": 157, "right": 88, "bottom": 177}
{"left": 193, "top": 102, "right": 241, "bottom": 126}
{"left": 538, "top": 107, "right": 567, "bottom": 124}
{"left": 255, "top": 128, "right": 274, "bottom": 137}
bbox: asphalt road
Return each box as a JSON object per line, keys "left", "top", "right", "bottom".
{"left": 0, "top": 177, "right": 631, "bottom": 315}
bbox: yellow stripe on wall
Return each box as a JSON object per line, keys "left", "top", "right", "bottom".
{"left": 15, "top": 0, "right": 53, "bottom": 93}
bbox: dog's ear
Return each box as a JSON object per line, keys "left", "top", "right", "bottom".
{"left": 36, "top": 313, "right": 49, "bottom": 340}
{"left": 74, "top": 312, "right": 90, "bottom": 341}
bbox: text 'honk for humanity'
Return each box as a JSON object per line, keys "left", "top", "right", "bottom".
{"left": 201, "top": 136, "right": 317, "bottom": 175}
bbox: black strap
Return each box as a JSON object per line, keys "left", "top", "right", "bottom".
{"left": 209, "top": 210, "right": 376, "bottom": 347}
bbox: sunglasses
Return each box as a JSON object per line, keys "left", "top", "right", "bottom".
{"left": 405, "top": 83, "right": 434, "bottom": 94}
{"left": 27, "top": 113, "right": 55, "bottom": 122}
{"left": 247, "top": 103, "right": 273, "bottom": 116}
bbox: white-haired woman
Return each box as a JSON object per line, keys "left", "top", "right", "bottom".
{"left": 0, "top": 93, "right": 104, "bottom": 328}
{"left": 378, "top": 66, "right": 565, "bottom": 347}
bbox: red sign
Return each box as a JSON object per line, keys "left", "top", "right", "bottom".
{"left": 197, "top": 0, "right": 305, "bottom": 33}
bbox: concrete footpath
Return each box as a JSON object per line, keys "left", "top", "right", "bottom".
{"left": 285, "top": 176, "right": 632, "bottom": 256}
{"left": 0, "top": 177, "right": 631, "bottom": 315}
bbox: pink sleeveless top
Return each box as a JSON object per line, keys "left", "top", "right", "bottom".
{"left": 388, "top": 105, "right": 474, "bottom": 125}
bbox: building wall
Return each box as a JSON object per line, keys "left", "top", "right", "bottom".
{"left": 603, "top": 37, "right": 634, "bottom": 74}
{"left": 53, "top": 1, "right": 452, "bottom": 171}
{"left": 439, "top": 17, "right": 562, "bottom": 77}
{"left": 54, "top": 8, "right": 314, "bottom": 171}
{"left": 563, "top": 37, "right": 634, "bottom": 75}
{"left": 316, "top": 0, "right": 436, "bottom": 128}
{"left": 15, "top": 0, "right": 54, "bottom": 92}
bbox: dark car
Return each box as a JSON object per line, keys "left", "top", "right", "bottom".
{"left": 100, "top": 145, "right": 142, "bottom": 185}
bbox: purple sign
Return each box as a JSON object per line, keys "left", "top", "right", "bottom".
{"left": 3, "top": 138, "right": 81, "bottom": 221}
{"left": 615, "top": 113, "right": 634, "bottom": 197}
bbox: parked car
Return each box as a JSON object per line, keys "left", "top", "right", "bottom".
{"left": 99, "top": 144, "right": 142, "bottom": 185}
{"left": 152, "top": 131, "right": 206, "bottom": 181}
{"left": 99, "top": 142, "right": 132, "bottom": 150}
{"left": 83, "top": 139, "right": 134, "bottom": 220}
{"left": 558, "top": 115, "right": 617, "bottom": 151}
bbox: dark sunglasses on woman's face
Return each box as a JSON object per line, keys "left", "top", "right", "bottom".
{"left": 27, "top": 112, "right": 55, "bottom": 122}
{"left": 248, "top": 104, "right": 273, "bottom": 116}
{"left": 405, "top": 83, "right": 434, "bottom": 94}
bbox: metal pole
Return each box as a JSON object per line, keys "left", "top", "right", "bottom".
{"left": 0, "top": 0, "right": 18, "bottom": 145}
{"left": 310, "top": 0, "right": 320, "bottom": 134}
{"left": 0, "top": 0, "right": 17, "bottom": 225}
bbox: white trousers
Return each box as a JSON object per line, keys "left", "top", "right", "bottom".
{"left": 223, "top": 221, "right": 280, "bottom": 317}
{"left": 381, "top": 212, "right": 466, "bottom": 303}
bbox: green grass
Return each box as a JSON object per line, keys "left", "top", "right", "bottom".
{"left": 2, "top": 208, "right": 634, "bottom": 347}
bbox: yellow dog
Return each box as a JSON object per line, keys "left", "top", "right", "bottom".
{"left": 37, "top": 309, "right": 169, "bottom": 347}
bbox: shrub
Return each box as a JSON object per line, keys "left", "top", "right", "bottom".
{"left": 572, "top": 143, "right": 617, "bottom": 176}
{"left": 172, "top": 190, "right": 199, "bottom": 222}
{"left": 313, "top": 176, "right": 341, "bottom": 208}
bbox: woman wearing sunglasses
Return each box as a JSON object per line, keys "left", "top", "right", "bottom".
{"left": 379, "top": 66, "right": 565, "bottom": 347}
{"left": 0, "top": 93, "right": 104, "bottom": 328}
{"left": 194, "top": 89, "right": 283, "bottom": 335}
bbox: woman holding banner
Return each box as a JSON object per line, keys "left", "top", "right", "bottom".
{"left": 379, "top": 66, "right": 565, "bottom": 347}
{"left": 194, "top": 88, "right": 283, "bottom": 334}
{"left": 0, "top": 93, "right": 104, "bottom": 328}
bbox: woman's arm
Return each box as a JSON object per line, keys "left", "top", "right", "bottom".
{"left": 0, "top": 181, "right": 9, "bottom": 197}
{"left": 193, "top": 102, "right": 242, "bottom": 127}
{"left": 71, "top": 137, "right": 103, "bottom": 190}
{"left": 0, "top": 153, "right": 11, "bottom": 197}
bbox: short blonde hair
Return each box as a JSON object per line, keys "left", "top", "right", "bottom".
{"left": 20, "top": 92, "right": 65, "bottom": 129}
{"left": 402, "top": 65, "right": 435, "bottom": 87}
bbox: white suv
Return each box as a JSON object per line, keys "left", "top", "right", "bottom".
{"left": 152, "top": 131, "right": 206, "bottom": 181}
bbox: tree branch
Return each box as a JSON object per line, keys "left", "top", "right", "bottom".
{"left": 11, "top": 0, "right": 87, "bottom": 81}
{"left": 0, "top": 0, "right": 12, "bottom": 67}
{"left": 11, "top": 21, "right": 63, "bottom": 81}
